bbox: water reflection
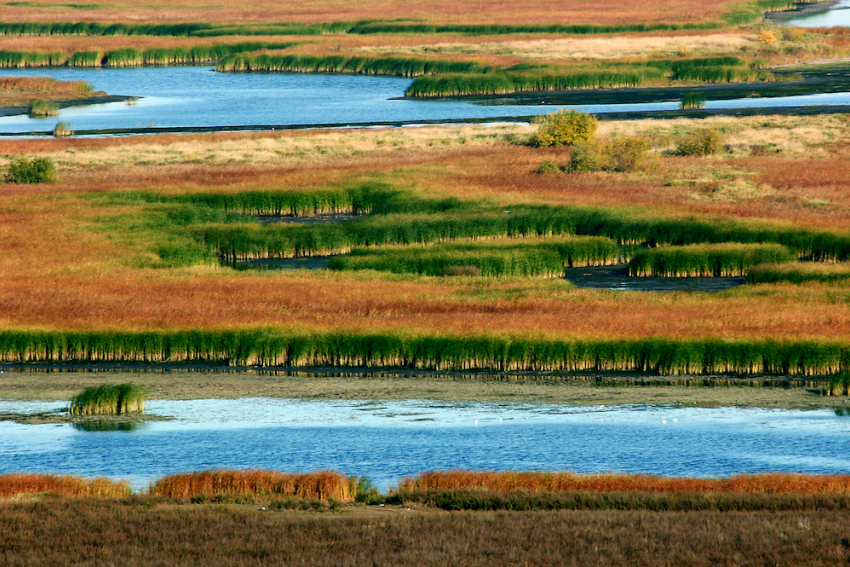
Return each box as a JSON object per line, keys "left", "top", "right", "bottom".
{"left": 72, "top": 421, "right": 145, "bottom": 432}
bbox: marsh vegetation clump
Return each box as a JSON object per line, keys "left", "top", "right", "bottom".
{"left": 69, "top": 383, "right": 148, "bottom": 416}
{"left": 26, "top": 98, "right": 59, "bottom": 117}
{"left": 627, "top": 243, "right": 795, "bottom": 277}
{"left": 679, "top": 92, "right": 706, "bottom": 109}
{"left": 531, "top": 109, "right": 598, "bottom": 147}
{"left": 675, "top": 127, "right": 725, "bottom": 156}
{"left": 4, "top": 156, "right": 57, "bottom": 183}
{"left": 567, "top": 135, "right": 655, "bottom": 173}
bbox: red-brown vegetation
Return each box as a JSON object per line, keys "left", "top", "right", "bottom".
{"left": 398, "top": 471, "right": 850, "bottom": 494}
{"left": 149, "top": 470, "right": 354, "bottom": 501}
{"left": 0, "top": 0, "right": 743, "bottom": 26}
{"left": 0, "top": 473, "right": 130, "bottom": 498}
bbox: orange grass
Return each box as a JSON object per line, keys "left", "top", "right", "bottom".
{"left": 149, "top": 470, "right": 353, "bottom": 501}
{"left": 0, "top": 473, "right": 130, "bottom": 498}
{"left": 0, "top": 76, "right": 101, "bottom": 106}
{"left": 398, "top": 471, "right": 850, "bottom": 495}
{"left": 0, "top": 0, "right": 744, "bottom": 26}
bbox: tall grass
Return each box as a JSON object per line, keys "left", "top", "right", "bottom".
{"left": 748, "top": 262, "right": 850, "bottom": 285}
{"left": 27, "top": 99, "right": 59, "bottom": 117}
{"left": 1, "top": 329, "right": 848, "bottom": 375}
{"left": 348, "top": 22, "right": 720, "bottom": 35}
{"left": 0, "top": 473, "right": 130, "bottom": 498}
{"left": 0, "top": 42, "right": 298, "bottom": 69}
{"left": 216, "top": 53, "right": 487, "bottom": 76}
{"left": 328, "top": 237, "right": 619, "bottom": 277}
{"left": 69, "top": 383, "right": 147, "bottom": 415}
{"left": 149, "top": 470, "right": 354, "bottom": 501}
{"left": 627, "top": 243, "right": 795, "bottom": 277}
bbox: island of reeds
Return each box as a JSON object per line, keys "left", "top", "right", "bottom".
{"left": 68, "top": 383, "right": 148, "bottom": 416}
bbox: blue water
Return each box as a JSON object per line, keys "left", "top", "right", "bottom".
{"left": 2, "top": 398, "right": 848, "bottom": 491}
{"left": 787, "top": 0, "right": 850, "bottom": 27}
{"left": 1, "top": 66, "right": 850, "bottom": 134}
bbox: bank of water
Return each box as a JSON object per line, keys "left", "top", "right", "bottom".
{"left": 3, "top": 67, "right": 850, "bottom": 134}
{"left": 1, "top": 398, "right": 849, "bottom": 491}
{"left": 786, "top": 0, "right": 850, "bottom": 26}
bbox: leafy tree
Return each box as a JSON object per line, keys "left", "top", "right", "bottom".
{"left": 531, "top": 109, "right": 597, "bottom": 147}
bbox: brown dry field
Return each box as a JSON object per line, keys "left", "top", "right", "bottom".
{"left": 0, "top": 0, "right": 746, "bottom": 25}
{"left": 1, "top": 118, "right": 849, "bottom": 341}
{"left": 2, "top": 500, "right": 849, "bottom": 567}
{"left": 0, "top": 370, "right": 832, "bottom": 408}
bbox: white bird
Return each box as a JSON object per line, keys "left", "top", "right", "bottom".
{"left": 474, "top": 419, "right": 479, "bottom": 424}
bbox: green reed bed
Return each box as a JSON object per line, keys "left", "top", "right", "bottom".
{"left": 0, "top": 21, "right": 359, "bottom": 38}
{"left": 347, "top": 22, "right": 720, "bottom": 35}
{"left": 27, "top": 99, "right": 59, "bottom": 117}
{"left": 0, "top": 42, "right": 298, "bottom": 69}
{"left": 627, "top": 243, "right": 795, "bottom": 278}
{"left": 2, "top": 329, "right": 849, "bottom": 376}
{"left": 328, "top": 237, "right": 619, "bottom": 277}
{"left": 68, "top": 383, "right": 147, "bottom": 415}
{"left": 747, "top": 262, "right": 850, "bottom": 285}
{"left": 0, "top": 49, "right": 65, "bottom": 67}
{"left": 216, "top": 53, "right": 487, "bottom": 76}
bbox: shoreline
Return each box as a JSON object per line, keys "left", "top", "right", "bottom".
{"left": 0, "top": 368, "right": 836, "bottom": 409}
{"left": 0, "top": 94, "right": 137, "bottom": 118}
{"left": 764, "top": 0, "right": 839, "bottom": 23}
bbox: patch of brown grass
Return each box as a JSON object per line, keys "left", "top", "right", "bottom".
{"left": 399, "top": 471, "right": 850, "bottom": 494}
{"left": 0, "top": 473, "right": 130, "bottom": 499}
{"left": 149, "top": 470, "right": 354, "bottom": 501}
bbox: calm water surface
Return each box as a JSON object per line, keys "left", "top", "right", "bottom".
{"left": 1, "top": 398, "right": 848, "bottom": 490}
{"left": 787, "top": 0, "right": 850, "bottom": 26}
{"left": 2, "top": 67, "right": 850, "bottom": 134}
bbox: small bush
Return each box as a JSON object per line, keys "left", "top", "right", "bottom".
{"left": 536, "top": 159, "right": 562, "bottom": 174}
{"left": 599, "top": 136, "right": 653, "bottom": 172}
{"left": 531, "top": 109, "right": 598, "bottom": 147}
{"left": 4, "top": 156, "right": 58, "bottom": 183}
{"left": 567, "top": 139, "right": 600, "bottom": 173}
{"left": 757, "top": 28, "right": 777, "bottom": 45}
{"left": 782, "top": 26, "right": 805, "bottom": 42}
{"left": 27, "top": 99, "right": 59, "bottom": 117}
{"left": 53, "top": 121, "right": 72, "bottom": 137}
{"left": 675, "top": 128, "right": 725, "bottom": 156}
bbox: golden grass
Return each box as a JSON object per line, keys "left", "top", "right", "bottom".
{"left": 356, "top": 32, "right": 754, "bottom": 61}
{"left": 0, "top": 0, "right": 746, "bottom": 26}
{"left": 0, "top": 473, "right": 130, "bottom": 499}
{"left": 0, "top": 76, "right": 103, "bottom": 107}
{"left": 398, "top": 471, "right": 850, "bottom": 494}
{"left": 149, "top": 470, "right": 353, "bottom": 501}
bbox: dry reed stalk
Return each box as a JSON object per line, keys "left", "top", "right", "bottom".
{"left": 398, "top": 471, "right": 850, "bottom": 495}
{"left": 149, "top": 470, "right": 353, "bottom": 501}
{"left": 0, "top": 473, "right": 130, "bottom": 498}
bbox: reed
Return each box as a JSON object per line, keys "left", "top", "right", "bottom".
{"left": 0, "top": 474, "right": 130, "bottom": 498}
{"left": 627, "top": 243, "right": 795, "bottom": 277}
{"left": 747, "top": 262, "right": 850, "bottom": 285}
{"left": 149, "top": 470, "right": 354, "bottom": 501}
{"left": 347, "top": 22, "right": 720, "bottom": 35}
{"left": 1, "top": 330, "right": 848, "bottom": 376}
{"left": 0, "top": 49, "right": 66, "bottom": 67}
{"left": 328, "top": 237, "right": 619, "bottom": 277}
{"left": 397, "top": 471, "right": 850, "bottom": 495}
{"left": 216, "top": 53, "right": 487, "bottom": 77}
{"left": 27, "top": 98, "right": 59, "bottom": 117}
{"left": 68, "top": 383, "right": 148, "bottom": 415}
{"left": 67, "top": 50, "right": 101, "bottom": 68}
{"left": 679, "top": 92, "right": 707, "bottom": 110}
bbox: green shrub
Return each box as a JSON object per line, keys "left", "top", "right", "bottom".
{"left": 531, "top": 110, "right": 598, "bottom": 147}
{"left": 599, "top": 136, "right": 653, "bottom": 172}
{"left": 4, "top": 156, "right": 58, "bottom": 183}
{"left": 676, "top": 128, "right": 725, "bottom": 156}
{"left": 535, "top": 159, "right": 562, "bottom": 174}
{"left": 567, "top": 139, "right": 601, "bottom": 172}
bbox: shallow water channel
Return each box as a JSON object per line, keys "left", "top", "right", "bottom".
{"left": 2, "top": 398, "right": 849, "bottom": 491}
{"left": 2, "top": 66, "right": 850, "bottom": 134}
